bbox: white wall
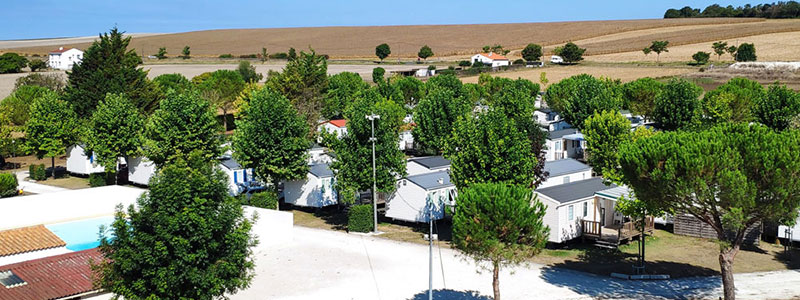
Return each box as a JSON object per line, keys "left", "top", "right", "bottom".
{"left": 386, "top": 181, "right": 454, "bottom": 223}
{"left": 283, "top": 174, "right": 337, "bottom": 208}
{"left": 48, "top": 48, "right": 83, "bottom": 70}
{"left": 319, "top": 123, "right": 347, "bottom": 138}
{"left": 540, "top": 196, "right": 597, "bottom": 243}
{"left": 222, "top": 167, "right": 255, "bottom": 196}
{"left": 778, "top": 214, "right": 800, "bottom": 242}
{"left": 539, "top": 170, "right": 592, "bottom": 189}
{"left": 491, "top": 60, "right": 510, "bottom": 67}
{"left": 66, "top": 145, "right": 105, "bottom": 175}
{"left": 127, "top": 156, "right": 156, "bottom": 186}
{"left": 399, "top": 130, "right": 414, "bottom": 151}
{"left": 243, "top": 206, "right": 293, "bottom": 249}
{"left": 541, "top": 199, "right": 560, "bottom": 243}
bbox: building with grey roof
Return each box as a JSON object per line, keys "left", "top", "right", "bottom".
{"left": 407, "top": 156, "right": 451, "bottom": 176}
{"left": 386, "top": 170, "right": 456, "bottom": 223}
{"left": 535, "top": 177, "right": 617, "bottom": 243}
{"left": 539, "top": 159, "right": 593, "bottom": 189}
{"left": 283, "top": 162, "right": 338, "bottom": 208}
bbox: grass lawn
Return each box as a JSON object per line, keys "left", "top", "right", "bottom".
{"left": 290, "top": 208, "right": 800, "bottom": 278}
{"left": 33, "top": 175, "right": 90, "bottom": 190}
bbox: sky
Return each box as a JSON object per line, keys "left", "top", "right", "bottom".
{"left": 2, "top": 0, "right": 759, "bottom": 40}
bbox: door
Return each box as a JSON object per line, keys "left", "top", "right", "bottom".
{"left": 600, "top": 208, "right": 606, "bottom": 227}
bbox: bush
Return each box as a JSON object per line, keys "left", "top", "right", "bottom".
{"left": 248, "top": 191, "right": 278, "bottom": 209}
{"left": 0, "top": 173, "right": 18, "bottom": 197}
{"left": 28, "top": 59, "right": 47, "bottom": 72}
{"left": 0, "top": 53, "right": 28, "bottom": 74}
{"left": 89, "top": 172, "right": 114, "bottom": 187}
{"left": 692, "top": 51, "right": 710, "bottom": 65}
{"left": 29, "top": 164, "right": 46, "bottom": 181}
{"left": 269, "top": 52, "right": 289, "bottom": 59}
{"left": 513, "top": 59, "right": 525, "bottom": 65}
{"left": 239, "top": 54, "right": 258, "bottom": 59}
{"left": 219, "top": 54, "right": 234, "bottom": 59}
{"left": 348, "top": 204, "right": 374, "bottom": 233}
{"left": 458, "top": 60, "right": 471, "bottom": 67}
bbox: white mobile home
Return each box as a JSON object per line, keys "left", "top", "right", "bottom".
{"left": 218, "top": 157, "right": 257, "bottom": 196}
{"left": 48, "top": 47, "right": 83, "bottom": 70}
{"left": 540, "top": 158, "right": 592, "bottom": 189}
{"left": 406, "top": 156, "right": 451, "bottom": 176}
{"left": 386, "top": 170, "right": 456, "bottom": 223}
{"left": 536, "top": 177, "right": 612, "bottom": 243}
{"left": 544, "top": 129, "right": 586, "bottom": 162}
{"left": 65, "top": 145, "right": 105, "bottom": 175}
{"left": 283, "top": 163, "right": 338, "bottom": 208}
{"left": 308, "top": 144, "right": 332, "bottom": 164}
{"left": 127, "top": 156, "right": 156, "bottom": 186}
{"left": 534, "top": 108, "right": 571, "bottom": 132}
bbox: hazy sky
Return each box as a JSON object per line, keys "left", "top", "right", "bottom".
{"left": 2, "top": 0, "right": 757, "bottom": 40}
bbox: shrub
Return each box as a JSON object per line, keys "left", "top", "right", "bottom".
{"left": 0, "top": 173, "right": 18, "bottom": 197}
{"left": 348, "top": 204, "right": 374, "bottom": 233}
{"left": 89, "top": 172, "right": 114, "bottom": 187}
{"left": 28, "top": 59, "right": 47, "bottom": 72}
{"left": 269, "top": 52, "right": 289, "bottom": 59}
{"left": 239, "top": 54, "right": 258, "bottom": 59}
{"left": 458, "top": 60, "right": 471, "bottom": 67}
{"left": 692, "top": 51, "right": 710, "bottom": 65}
{"left": 513, "top": 59, "right": 525, "bottom": 65}
{"left": 29, "top": 164, "right": 47, "bottom": 181}
{"left": 0, "top": 53, "right": 28, "bottom": 74}
{"left": 219, "top": 54, "right": 234, "bottom": 59}
{"left": 248, "top": 191, "right": 278, "bottom": 209}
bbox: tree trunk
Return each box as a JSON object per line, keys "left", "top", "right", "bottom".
{"left": 51, "top": 156, "right": 55, "bottom": 179}
{"left": 492, "top": 261, "right": 501, "bottom": 300}
{"left": 719, "top": 245, "right": 739, "bottom": 300}
{"left": 222, "top": 109, "right": 228, "bottom": 132}
{"left": 273, "top": 178, "right": 280, "bottom": 211}
{"left": 641, "top": 215, "right": 646, "bottom": 272}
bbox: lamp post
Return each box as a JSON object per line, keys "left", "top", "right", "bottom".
{"left": 366, "top": 113, "right": 380, "bottom": 233}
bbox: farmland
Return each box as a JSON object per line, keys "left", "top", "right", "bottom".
{"left": 461, "top": 64, "right": 697, "bottom": 86}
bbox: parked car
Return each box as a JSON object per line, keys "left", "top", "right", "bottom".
{"left": 550, "top": 55, "right": 564, "bottom": 64}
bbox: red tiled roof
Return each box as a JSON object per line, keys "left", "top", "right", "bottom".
{"left": 49, "top": 47, "right": 69, "bottom": 54}
{"left": 329, "top": 119, "right": 347, "bottom": 128}
{"left": 0, "top": 225, "right": 66, "bottom": 257}
{"left": 0, "top": 249, "right": 103, "bottom": 300}
{"left": 478, "top": 52, "right": 509, "bottom": 61}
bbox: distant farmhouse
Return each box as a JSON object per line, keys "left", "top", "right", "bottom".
{"left": 48, "top": 47, "right": 83, "bottom": 70}
{"left": 471, "top": 52, "right": 510, "bottom": 67}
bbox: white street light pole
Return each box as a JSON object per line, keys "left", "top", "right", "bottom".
{"left": 366, "top": 113, "right": 380, "bottom": 233}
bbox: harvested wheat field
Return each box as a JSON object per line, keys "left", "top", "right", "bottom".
{"left": 461, "top": 65, "right": 695, "bottom": 86}
{"left": 2, "top": 18, "right": 762, "bottom": 58}
{"left": 589, "top": 30, "right": 800, "bottom": 63}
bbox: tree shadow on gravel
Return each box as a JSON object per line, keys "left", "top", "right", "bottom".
{"left": 407, "top": 289, "right": 492, "bottom": 300}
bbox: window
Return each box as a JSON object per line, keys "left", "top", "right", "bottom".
{"left": 563, "top": 176, "right": 570, "bottom": 184}
{"left": 568, "top": 205, "right": 574, "bottom": 221}
{"left": 583, "top": 202, "right": 588, "bottom": 217}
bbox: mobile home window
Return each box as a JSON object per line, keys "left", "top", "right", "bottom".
{"left": 583, "top": 202, "right": 588, "bottom": 217}
{"left": 568, "top": 205, "right": 574, "bottom": 220}
{"left": 563, "top": 176, "right": 570, "bottom": 184}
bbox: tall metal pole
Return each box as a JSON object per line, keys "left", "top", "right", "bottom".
{"left": 366, "top": 114, "right": 380, "bottom": 234}
{"left": 428, "top": 198, "right": 434, "bottom": 300}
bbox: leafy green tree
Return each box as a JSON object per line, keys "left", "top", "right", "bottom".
{"left": 144, "top": 91, "right": 223, "bottom": 167}
{"left": 418, "top": 45, "right": 433, "bottom": 60}
{"left": 701, "top": 77, "right": 764, "bottom": 125}
{"left": 618, "top": 123, "right": 800, "bottom": 300}
{"left": 232, "top": 88, "right": 310, "bottom": 194}
{"left": 327, "top": 89, "right": 405, "bottom": 203}
{"left": 0, "top": 112, "right": 13, "bottom": 165}
{"left": 452, "top": 183, "right": 549, "bottom": 300}
{"left": 265, "top": 48, "right": 328, "bottom": 137}
{"left": 0, "top": 53, "right": 28, "bottom": 74}
{"left": 521, "top": 44, "right": 543, "bottom": 62}
{"left": 260, "top": 47, "right": 268, "bottom": 63}
{"left": 63, "top": 27, "right": 161, "bottom": 117}
{"left": 583, "top": 110, "right": 631, "bottom": 183}
{"left": 445, "top": 109, "right": 536, "bottom": 189}
{"left": 96, "top": 154, "right": 256, "bottom": 299}
{"left": 24, "top": 93, "right": 79, "bottom": 178}
{"left": 712, "top": 41, "right": 729, "bottom": 60}
{"left": 754, "top": 84, "right": 800, "bottom": 130}
{"left": 692, "top": 51, "right": 710, "bottom": 65}
{"left": 653, "top": 78, "right": 702, "bottom": 131}
{"left": 152, "top": 73, "right": 192, "bottom": 94}
{"left": 28, "top": 59, "right": 47, "bottom": 72}
{"left": 375, "top": 43, "right": 391, "bottom": 62}
{"left": 642, "top": 47, "right": 652, "bottom": 58}
{"left": 545, "top": 74, "right": 622, "bottom": 130}
{"left": 623, "top": 77, "right": 663, "bottom": 122}
{"left": 735, "top": 43, "right": 757, "bottom": 62}
{"left": 649, "top": 40, "right": 669, "bottom": 62}
{"left": 726, "top": 45, "right": 738, "bottom": 59}
{"left": 372, "top": 67, "right": 385, "bottom": 84}
{"left": 557, "top": 42, "right": 585, "bottom": 63}
{"left": 181, "top": 45, "right": 191, "bottom": 59}
{"left": 14, "top": 73, "right": 66, "bottom": 92}
{"left": 389, "top": 75, "right": 424, "bottom": 108}
{"left": 1, "top": 85, "right": 55, "bottom": 126}
{"left": 86, "top": 94, "right": 145, "bottom": 174}
{"left": 288, "top": 47, "right": 297, "bottom": 61}
{"left": 323, "top": 72, "right": 368, "bottom": 119}
{"left": 155, "top": 47, "right": 167, "bottom": 59}
{"left": 413, "top": 87, "right": 469, "bottom": 154}
{"left": 197, "top": 69, "right": 246, "bottom": 130}
{"left": 237, "top": 60, "right": 263, "bottom": 83}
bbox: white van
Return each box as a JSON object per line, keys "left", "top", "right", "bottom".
{"left": 550, "top": 55, "right": 564, "bottom": 64}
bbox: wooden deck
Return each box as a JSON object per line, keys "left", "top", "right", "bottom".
{"left": 581, "top": 217, "right": 655, "bottom": 247}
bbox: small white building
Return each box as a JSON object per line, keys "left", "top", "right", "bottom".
{"left": 48, "top": 47, "right": 83, "bottom": 70}
{"left": 308, "top": 144, "right": 332, "bottom": 164}
{"left": 218, "top": 157, "right": 257, "bottom": 196}
{"left": 544, "top": 129, "right": 586, "bottom": 162}
{"left": 282, "top": 163, "right": 338, "bottom": 208}
{"left": 534, "top": 108, "right": 572, "bottom": 131}
{"left": 536, "top": 177, "right": 613, "bottom": 243}
{"left": 778, "top": 213, "right": 800, "bottom": 243}
{"left": 385, "top": 170, "right": 456, "bottom": 223}
{"left": 66, "top": 145, "right": 106, "bottom": 176}
{"left": 406, "top": 156, "right": 451, "bottom": 176}
{"left": 540, "top": 158, "right": 592, "bottom": 189}
{"left": 127, "top": 156, "right": 157, "bottom": 186}
{"left": 471, "top": 52, "right": 510, "bottom": 67}
{"left": 318, "top": 119, "right": 348, "bottom": 139}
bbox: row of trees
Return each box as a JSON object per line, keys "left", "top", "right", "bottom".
{"left": 0, "top": 53, "right": 47, "bottom": 74}
{"left": 152, "top": 45, "right": 191, "bottom": 59}
{"left": 665, "top": 2, "right": 800, "bottom": 18}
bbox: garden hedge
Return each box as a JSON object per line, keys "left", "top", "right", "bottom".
{"left": 29, "top": 164, "right": 46, "bottom": 181}
{"left": 348, "top": 204, "right": 374, "bottom": 233}
{"left": 249, "top": 191, "right": 278, "bottom": 209}
{"left": 0, "top": 173, "right": 18, "bottom": 197}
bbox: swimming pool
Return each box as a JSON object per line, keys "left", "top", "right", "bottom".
{"left": 45, "top": 216, "right": 115, "bottom": 251}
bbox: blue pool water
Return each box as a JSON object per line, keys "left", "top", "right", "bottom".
{"left": 45, "top": 216, "right": 115, "bottom": 251}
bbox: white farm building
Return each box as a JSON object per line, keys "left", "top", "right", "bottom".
{"left": 48, "top": 47, "right": 83, "bottom": 70}
{"left": 470, "top": 52, "right": 510, "bottom": 67}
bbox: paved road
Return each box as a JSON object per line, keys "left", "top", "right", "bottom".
{"left": 230, "top": 226, "right": 800, "bottom": 300}
{"left": 14, "top": 171, "right": 67, "bottom": 194}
